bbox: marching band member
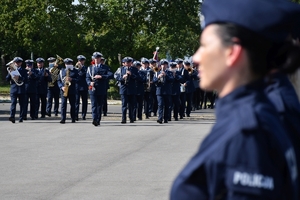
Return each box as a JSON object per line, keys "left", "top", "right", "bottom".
{"left": 176, "top": 58, "right": 189, "bottom": 119}
{"left": 141, "top": 58, "right": 153, "bottom": 119}
{"left": 133, "top": 61, "right": 147, "bottom": 121}
{"left": 75, "top": 55, "right": 88, "bottom": 120}
{"left": 115, "top": 57, "right": 138, "bottom": 123}
{"left": 57, "top": 58, "right": 78, "bottom": 124}
{"left": 183, "top": 60, "right": 197, "bottom": 117}
{"left": 169, "top": 62, "right": 184, "bottom": 121}
{"left": 46, "top": 57, "right": 61, "bottom": 117}
{"left": 153, "top": 59, "right": 174, "bottom": 124}
{"left": 23, "top": 59, "right": 37, "bottom": 120}
{"left": 149, "top": 59, "right": 158, "bottom": 117}
{"left": 192, "top": 63, "right": 201, "bottom": 110}
{"left": 86, "top": 52, "right": 113, "bottom": 126}
{"left": 35, "top": 57, "right": 52, "bottom": 119}
{"left": 101, "top": 57, "right": 113, "bottom": 117}
{"left": 6, "top": 57, "right": 28, "bottom": 123}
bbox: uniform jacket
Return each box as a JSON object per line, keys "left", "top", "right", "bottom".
{"left": 25, "top": 68, "right": 38, "bottom": 94}
{"left": 76, "top": 65, "right": 88, "bottom": 91}
{"left": 178, "top": 67, "right": 190, "bottom": 93}
{"left": 115, "top": 66, "right": 139, "bottom": 95}
{"left": 185, "top": 69, "right": 198, "bottom": 93}
{"left": 6, "top": 67, "right": 28, "bottom": 94}
{"left": 171, "top": 70, "right": 184, "bottom": 96}
{"left": 36, "top": 68, "right": 52, "bottom": 94}
{"left": 57, "top": 68, "right": 79, "bottom": 95}
{"left": 136, "top": 70, "right": 147, "bottom": 96}
{"left": 86, "top": 64, "right": 113, "bottom": 95}
{"left": 153, "top": 70, "right": 174, "bottom": 95}
{"left": 171, "top": 80, "right": 299, "bottom": 200}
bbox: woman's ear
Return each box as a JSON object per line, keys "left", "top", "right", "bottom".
{"left": 226, "top": 38, "right": 243, "bottom": 68}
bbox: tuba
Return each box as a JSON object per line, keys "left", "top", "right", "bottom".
{"left": 63, "top": 69, "right": 71, "bottom": 97}
{"left": 6, "top": 60, "right": 24, "bottom": 86}
{"left": 48, "top": 55, "right": 63, "bottom": 87}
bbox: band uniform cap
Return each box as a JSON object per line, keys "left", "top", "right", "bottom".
{"left": 133, "top": 61, "right": 142, "bottom": 67}
{"left": 47, "top": 57, "right": 56, "bottom": 62}
{"left": 160, "top": 59, "right": 169, "bottom": 65}
{"left": 202, "top": 0, "right": 300, "bottom": 42}
{"left": 36, "top": 57, "right": 45, "bottom": 63}
{"left": 149, "top": 59, "right": 157, "bottom": 64}
{"left": 123, "top": 57, "right": 133, "bottom": 62}
{"left": 141, "top": 57, "right": 149, "bottom": 64}
{"left": 184, "top": 60, "right": 191, "bottom": 65}
{"left": 170, "top": 62, "right": 177, "bottom": 67}
{"left": 77, "top": 55, "right": 86, "bottom": 60}
{"left": 175, "top": 58, "right": 183, "bottom": 63}
{"left": 63, "top": 58, "right": 73, "bottom": 63}
{"left": 93, "top": 52, "right": 103, "bottom": 58}
{"left": 13, "top": 57, "right": 23, "bottom": 62}
{"left": 25, "top": 59, "right": 34, "bottom": 63}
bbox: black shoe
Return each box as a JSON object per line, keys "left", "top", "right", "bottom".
{"left": 82, "top": 117, "right": 86, "bottom": 120}
{"left": 175, "top": 118, "right": 179, "bottom": 121}
{"left": 130, "top": 120, "right": 134, "bottom": 123}
{"left": 31, "top": 117, "right": 35, "bottom": 120}
{"left": 60, "top": 120, "right": 65, "bottom": 124}
{"left": 164, "top": 120, "right": 168, "bottom": 123}
{"left": 180, "top": 116, "right": 183, "bottom": 119}
{"left": 146, "top": 116, "right": 149, "bottom": 119}
{"left": 40, "top": 115, "right": 45, "bottom": 118}
{"left": 154, "top": 113, "right": 157, "bottom": 117}
{"left": 46, "top": 112, "right": 51, "bottom": 117}
{"left": 138, "top": 117, "right": 142, "bottom": 120}
{"left": 92, "top": 120, "right": 98, "bottom": 126}
{"left": 103, "top": 113, "right": 107, "bottom": 116}
{"left": 168, "top": 118, "right": 171, "bottom": 121}
{"left": 187, "top": 114, "right": 190, "bottom": 117}
{"left": 75, "top": 117, "right": 79, "bottom": 121}
{"left": 72, "top": 119, "right": 76, "bottom": 123}
{"left": 121, "top": 120, "right": 126, "bottom": 124}
{"left": 23, "top": 117, "right": 27, "bottom": 120}
{"left": 19, "top": 119, "right": 23, "bottom": 123}
{"left": 55, "top": 113, "right": 58, "bottom": 116}
{"left": 9, "top": 117, "right": 15, "bottom": 123}
{"left": 183, "top": 114, "right": 186, "bottom": 117}
{"left": 157, "top": 120, "right": 162, "bottom": 124}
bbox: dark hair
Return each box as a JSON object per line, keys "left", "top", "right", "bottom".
{"left": 215, "top": 23, "right": 300, "bottom": 76}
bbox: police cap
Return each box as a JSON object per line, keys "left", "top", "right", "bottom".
{"left": 13, "top": 57, "right": 23, "bottom": 62}
{"left": 77, "top": 55, "right": 86, "bottom": 61}
{"left": 149, "top": 59, "right": 157, "bottom": 64}
{"left": 202, "top": 0, "right": 300, "bottom": 42}
{"left": 36, "top": 57, "right": 45, "bottom": 63}
{"left": 25, "top": 59, "right": 34, "bottom": 63}
{"left": 184, "top": 60, "right": 191, "bottom": 65}
{"left": 93, "top": 52, "right": 103, "bottom": 58}
{"left": 133, "top": 61, "right": 142, "bottom": 67}
{"left": 64, "top": 58, "right": 73, "bottom": 64}
{"left": 141, "top": 57, "right": 149, "bottom": 64}
{"left": 160, "top": 59, "right": 169, "bottom": 65}
{"left": 175, "top": 58, "right": 183, "bottom": 64}
{"left": 170, "top": 62, "right": 177, "bottom": 68}
{"left": 47, "top": 57, "right": 56, "bottom": 62}
{"left": 123, "top": 57, "right": 133, "bottom": 62}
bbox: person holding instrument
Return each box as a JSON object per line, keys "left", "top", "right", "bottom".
{"left": 171, "top": 0, "right": 300, "bottom": 199}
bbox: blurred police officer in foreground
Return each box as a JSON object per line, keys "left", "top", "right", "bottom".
{"left": 153, "top": 59, "right": 174, "bottom": 124}
{"left": 171, "top": 0, "right": 300, "bottom": 199}
{"left": 6, "top": 57, "right": 27, "bottom": 123}
{"left": 86, "top": 52, "right": 113, "bottom": 126}
{"left": 23, "top": 59, "right": 37, "bottom": 120}
{"left": 46, "top": 57, "right": 61, "bottom": 117}
{"left": 114, "top": 57, "right": 138, "bottom": 123}
{"left": 133, "top": 61, "right": 146, "bottom": 120}
{"left": 169, "top": 62, "right": 184, "bottom": 121}
{"left": 75, "top": 55, "right": 88, "bottom": 120}
{"left": 35, "top": 57, "right": 51, "bottom": 119}
{"left": 57, "top": 58, "right": 78, "bottom": 124}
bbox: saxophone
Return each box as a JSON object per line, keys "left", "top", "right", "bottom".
{"left": 63, "top": 69, "right": 71, "bottom": 97}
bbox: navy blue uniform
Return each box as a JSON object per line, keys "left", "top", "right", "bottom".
{"left": 169, "top": 70, "right": 184, "bottom": 121}
{"left": 115, "top": 66, "right": 139, "bottom": 123}
{"left": 24, "top": 68, "right": 38, "bottom": 120}
{"left": 86, "top": 64, "right": 113, "bottom": 124}
{"left": 143, "top": 68, "right": 154, "bottom": 119}
{"left": 102, "top": 64, "right": 113, "bottom": 116}
{"left": 185, "top": 69, "right": 197, "bottom": 117}
{"left": 178, "top": 67, "right": 189, "bottom": 119}
{"left": 265, "top": 73, "right": 300, "bottom": 196}
{"left": 134, "top": 70, "right": 147, "bottom": 120}
{"left": 46, "top": 65, "right": 61, "bottom": 117}
{"left": 36, "top": 68, "right": 52, "bottom": 118}
{"left": 57, "top": 68, "right": 79, "bottom": 122}
{"left": 153, "top": 70, "right": 174, "bottom": 123}
{"left": 6, "top": 67, "right": 28, "bottom": 122}
{"left": 75, "top": 65, "right": 88, "bottom": 120}
{"left": 171, "top": 81, "right": 299, "bottom": 199}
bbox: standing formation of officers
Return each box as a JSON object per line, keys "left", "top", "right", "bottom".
{"left": 6, "top": 52, "right": 204, "bottom": 126}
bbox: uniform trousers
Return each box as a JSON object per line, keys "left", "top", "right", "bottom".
{"left": 23, "top": 93, "right": 36, "bottom": 119}
{"left": 36, "top": 94, "right": 47, "bottom": 118}
{"left": 121, "top": 94, "right": 136, "bottom": 122}
{"left": 157, "top": 95, "right": 171, "bottom": 122}
{"left": 103, "top": 93, "right": 108, "bottom": 115}
{"left": 143, "top": 92, "right": 151, "bottom": 118}
{"left": 10, "top": 93, "right": 25, "bottom": 120}
{"left": 169, "top": 94, "right": 180, "bottom": 120}
{"left": 76, "top": 90, "right": 88, "bottom": 119}
{"left": 60, "top": 93, "right": 76, "bottom": 121}
{"left": 193, "top": 88, "right": 201, "bottom": 109}
{"left": 179, "top": 92, "right": 186, "bottom": 118}
{"left": 133, "top": 94, "right": 144, "bottom": 120}
{"left": 46, "top": 89, "right": 60, "bottom": 115}
{"left": 151, "top": 91, "right": 158, "bottom": 115}
{"left": 185, "top": 92, "right": 193, "bottom": 116}
{"left": 90, "top": 94, "right": 104, "bottom": 123}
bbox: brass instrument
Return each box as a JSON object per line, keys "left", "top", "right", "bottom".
{"left": 153, "top": 66, "right": 159, "bottom": 73}
{"left": 55, "top": 54, "right": 64, "bottom": 66}
{"left": 187, "top": 67, "right": 193, "bottom": 74}
{"left": 6, "top": 60, "right": 24, "bottom": 86}
{"left": 63, "top": 69, "right": 71, "bottom": 97}
{"left": 124, "top": 67, "right": 130, "bottom": 84}
{"left": 145, "top": 70, "right": 153, "bottom": 92}
{"left": 48, "top": 55, "right": 63, "bottom": 87}
{"left": 75, "top": 61, "right": 82, "bottom": 69}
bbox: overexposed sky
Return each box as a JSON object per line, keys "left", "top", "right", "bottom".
{"left": 73, "top": 0, "right": 79, "bottom": 5}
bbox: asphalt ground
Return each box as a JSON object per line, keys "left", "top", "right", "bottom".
{"left": 0, "top": 102, "right": 215, "bottom": 200}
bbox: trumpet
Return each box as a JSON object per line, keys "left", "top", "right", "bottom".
{"left": 6, "top": 61, "right": 24, "bottom": 86}
{"left": 187, "top": 67, "right": 193, "bottom": 74}
{"left": 63, "top": 69, "right": 71, "bottom": 97}
{"left": 153, "top": 66, "right": 159, "bottom": 73}
{"left": 75, "top": 61, "right": 83, "bottom": 69}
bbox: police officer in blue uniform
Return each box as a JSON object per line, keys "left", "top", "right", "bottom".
{"left": 176, "top": 58, "right": 189, "bottom": 119}
{"left": 35, "top": 57, "right": 52, "bottom": 119}
{"left": 171, "top": 0, "right": 299, "bottom": 199}
{"left": 115, "top": 57, "right": 139, "bottom": 123}
{"left": 57, "top": 58, "right": 79, "bottom": 124}
{"left": 100, "top": 57, "right": 113, "bottom": 117}
{"left": 86, "top": 52, "right": 113, "bottom": 126}
{"left": 141, "top": 58, "right": 153, "bottom": 119}
{"left": 23, "top": 59, "right": 37, "bottom": 120}
{"left": 46, "top": 57, "right": 61, "bottom": 117}
{"left": 6, "top": 57, "right": 28, "bottom": 123}
{"left": 75, "top": 55, "right": 88, "bottom": 120}
{"left": 133, "top": 61, "right": 147, "bottom": 120}
{"left": 169, "top": 62, "right": 184, "bottom": 121}
{"left": 183, "top": 60, "right": 197, "bottom": 117}
{"left": 149, "top": 59, "right": 158, "bottom": 117}
{"left": 153, "top": 59, "right": 174, "bottom": 124}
